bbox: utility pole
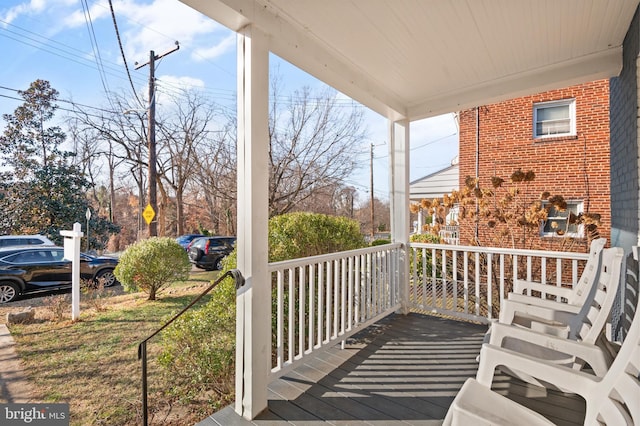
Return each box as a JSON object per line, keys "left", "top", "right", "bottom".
{"left": 370, "top": 143, "right": 375, "bottom": 240}
{"left": 135, "top": 42, "right": 179, "bottom": 237}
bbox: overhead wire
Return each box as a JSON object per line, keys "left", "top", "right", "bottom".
{"left": 0, "top": 4, "right": 451, "bottom": 203}
{"left": 80, "top": 0, "right": 114, "bottom": 108}
{"left": 0, "top": 19, "right": 149, "bottom": 92}
{"left": 0, "top": 17, "right": 363, "bottom": 112}
{"left": 0, "top": 85, "right": 129, "bottom": 118}
{"left": 108, "top": 0, "right": 144, "bottom": 108}
{"left": 0, "top": 4, "right": 397, "bottom": 206}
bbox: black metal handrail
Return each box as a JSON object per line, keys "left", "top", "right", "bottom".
{"left": 137, "top": 269, "right": 245, "bottom": 426}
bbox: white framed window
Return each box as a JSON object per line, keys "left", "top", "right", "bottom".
{"left": 540, "top": 200, "right": 583, "bottom": 238}
{"left": 533, "top": 99, "right": 576, "bottom": 138}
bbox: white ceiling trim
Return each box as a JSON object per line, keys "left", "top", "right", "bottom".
{"left": 407, "top": 46, "right": 623, "bottom": 120}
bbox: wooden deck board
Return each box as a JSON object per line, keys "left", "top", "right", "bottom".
{"left": 198, "top": 313, "right": 586, "bottom": 426}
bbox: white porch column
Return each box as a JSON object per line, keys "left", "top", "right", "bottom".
{"left": 389, "top": 119, "right": 410, "bottom": 314}
{"left": 235, "top": 25, "right": 270, "bottom": 420}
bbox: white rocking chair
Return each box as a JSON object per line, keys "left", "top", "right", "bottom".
{"left": 500, "top": 237, "right": 606, "bottom": 326}
{"left": 486, "top": 247, "right": 624, "bottom": 378}
{"left": 443, "top": 252, "right": 640, "bottom": 425}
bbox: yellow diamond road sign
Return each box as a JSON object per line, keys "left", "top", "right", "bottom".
{"left": 142, "top": 204, "right": 155, "bottom": 225}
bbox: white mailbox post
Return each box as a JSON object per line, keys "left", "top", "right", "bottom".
{"left": 61, "top": 222, "right": 83, "bottom": 320}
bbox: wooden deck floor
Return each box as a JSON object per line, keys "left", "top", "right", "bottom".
{"left": 198, "top": 313, "right": 585, "bottom": 426}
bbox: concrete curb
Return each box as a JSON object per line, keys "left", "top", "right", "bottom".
{"left": 0, "top": 324, "right": 35, "bottom": 403}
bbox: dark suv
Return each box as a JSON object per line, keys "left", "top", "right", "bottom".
{"left": 188, "top": 237, "right": 236, "bottom": 271}
{"left": 0, "top": 246, "right": 119, "bottom": 303}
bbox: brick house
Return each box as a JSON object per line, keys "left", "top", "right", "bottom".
{"left": 456, "top": 80, "right": 611, "bottom": 251}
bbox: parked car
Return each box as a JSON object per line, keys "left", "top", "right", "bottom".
{"left": 0, "top": 234, "right": 55, "bottom": 248}
{"left": 187, "top": 237, "right": 236, "bottom": 271}
{"left": 0, "top": 246, "right": 119, "bottom": 303}
{"left": 176, "top": 234, "right": 206, "bottom": 250}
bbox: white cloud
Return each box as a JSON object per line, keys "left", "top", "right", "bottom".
{"left": 27, "top": 0, "right": 227, "bottom": 66}
{"left": 1, "top": 0, "right": 72, "bottom": 25}
{"left": 192, "top": 33, "right": 235, "bottom": 61}
{"left": 62, "top": 1, "right": 110, "bottom": 28}
{"left": 111, "top": 0, "right": 222, "bottom": 65}
{"left": 157, "top": 74, "right": 205, "bottom": 90}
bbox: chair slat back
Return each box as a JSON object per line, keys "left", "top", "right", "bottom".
{"left": 571, "top": 238, "right": 606, "bottom": 303}
{"left": 570, "top": 247, "right": 623, "bottom": 342}
{"left": 588, "top": 248, "right": 640, "bottom": 425}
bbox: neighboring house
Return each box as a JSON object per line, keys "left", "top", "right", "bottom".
{"left": 457, "top": 79, "right": 612, "bottom": 251}
{"left": 410, "top": 158, "right": 459, "bottom": 235}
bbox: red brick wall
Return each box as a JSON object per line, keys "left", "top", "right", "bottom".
{"left": 458, "top": 80, "right": 611, "bottom": 252}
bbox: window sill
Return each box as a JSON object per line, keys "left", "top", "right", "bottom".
{"left": 533, "top": 135, "right": 578, "bottom": 143}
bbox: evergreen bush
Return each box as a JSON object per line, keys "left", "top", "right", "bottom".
{"left": 114, "top": 237, "right": 191, "bottom": 300}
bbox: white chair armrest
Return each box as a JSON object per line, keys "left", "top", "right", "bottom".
{"left": 443, "top": 378, "right": 553, "bottom": 426}
{"left": 475, "top": 343, "right": 600, "bottom": 396}
{"left": 489, "top": 319, "right": 570, "bottom": 348}
{"left": 507, "top": 293, "right": 582, "bottom": 314}
{"left": 501, "top": 299, "right": 577, "bottom": 327}
{"left": 513, "top": 280, "right": 575, "bottom": 301}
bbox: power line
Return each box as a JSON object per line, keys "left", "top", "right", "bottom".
{"left": 90, "top": 0, "right": 236, "bottom": 79}
{"left": 0, "top": 85, "right": 122, "bottom": 117}
{"left": 0, "top": 18, "right": 369, "bottom": 113}
{"left": 108, "top": 0, "right": 143, "bottom": 108}
{"left": 0, "top": 22, "right": 148, "bottom": 90}
{"left": 81, "top": 0, "right": 112, "bottom": 103}
{"left": 410, "top": 132, "right": 457, "bottom": 151}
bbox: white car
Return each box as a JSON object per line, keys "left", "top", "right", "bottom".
{"left": 0, "top": 235, "right": 55, "bottom": 248}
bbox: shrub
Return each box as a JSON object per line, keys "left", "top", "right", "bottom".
{"left": 371, "top": 238, "right": 391, "bottom": 246}
{"left": 114, "top": 237, "right": 191, "bottom": 300}
{"left": 269, "top": 212, "right": 366, "bottom": 261}
{"left": 158, "top": 213, "right": 366, "bottom": 405}
{"left": 409, "top": 233, "right": 442, "bottom": 280}
{"left": 410, "top": 233, "right": 441, "bottom": 244}
{"left": 157, "top": 273, "right": 237, "bottom": 408}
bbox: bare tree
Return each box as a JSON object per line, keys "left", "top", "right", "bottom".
{"left": 268, "top": 82, "right": 367, "bottom": 216}
{"left": 156, "top": 89, "right": 221, "bottom": 235}
{"left": 70, "top": 93, "right": 149, "bottom": 241}
{"left": 191, "top": 116, "right": 237, "bottom": 235}
{"left": 67, "top": 78, "right": 369, "bottom": 243}
{"left": 291, "top": 182, "right": 358, "bottom": 217}
{"left": 355, "top": 197, "right": 390, "bottom": 237}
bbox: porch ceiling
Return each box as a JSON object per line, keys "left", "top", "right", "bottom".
{"left": 180, "top": 0, "right": 638, "bottom": 121}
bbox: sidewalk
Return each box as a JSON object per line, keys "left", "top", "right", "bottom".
{"left": 0, "top": 324, "right": 35, "bottom": 403}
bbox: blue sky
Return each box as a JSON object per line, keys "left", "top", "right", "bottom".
{"left": 0, "top": 0, "right": 458, "bottom": 202}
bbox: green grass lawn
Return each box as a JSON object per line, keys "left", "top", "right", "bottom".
{"left": 8, "top": 271, "right": 222, "bottom": 425}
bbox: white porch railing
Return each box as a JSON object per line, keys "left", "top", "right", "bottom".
{"left": 408, "top": 243, "right": 589, "bottom": 323}
{"left": 268, "top": 243, "right": 403, "bottom": 380}
{"left": 263, "top": 242, "right": 590, "bottom": 382}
